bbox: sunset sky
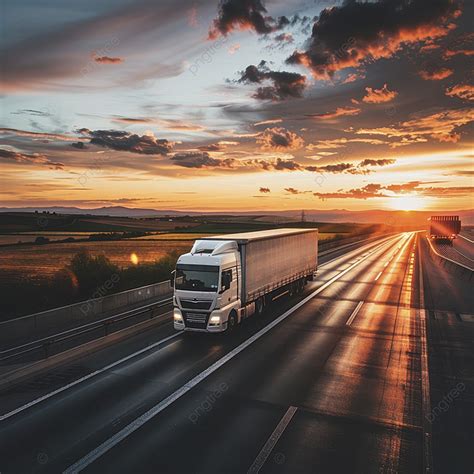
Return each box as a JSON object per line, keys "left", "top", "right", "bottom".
{"left": 1, "top": 0, "right": 473, "bottom": 212}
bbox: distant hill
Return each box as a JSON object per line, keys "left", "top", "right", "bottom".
{"left": 0, "top": 206, "right": 472, "bottom": 225}
{"left": 0, "top": 206, "right": 188, "bottom": 217}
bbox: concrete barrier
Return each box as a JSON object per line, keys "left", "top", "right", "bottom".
{"left": 0, "top": 280, "right": 172, "bottom": 349}
{"left": 426, "top": 238, "right": 474, "bottom": 281}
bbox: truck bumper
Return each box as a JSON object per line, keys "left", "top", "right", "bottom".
{"left": 173, "top": 308, "right": 228, "bottom": 333}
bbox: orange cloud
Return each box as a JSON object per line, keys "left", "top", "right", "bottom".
{"left": 342, "top": 72, "right": 365, "bottom": 84}
{"left": 228, "top": 43, "right": 241, "bottom": 55}
{"left": 307, "top": 137, "right": 387, "bottom": 150}
{"left": 254, "top": 119, "right": 283, "bottom": 126}
{"left": 308, "top": 106, "right": 361, "bottom": 120}
{"left": 355, "top": 108, "right": 474, "bottom": 145}
{"left": 314, "top": 181, "right": 473, "bottom": 200}
{"left": 362, "top": 84, "right": 398, "bottom": 103}
{"left": 418, "top": 67, "right": 453, "bottom": 80}
{"left": 446, "top": 84, "right": 474, "bottom": 102}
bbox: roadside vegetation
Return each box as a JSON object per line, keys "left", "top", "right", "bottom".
{"left": 0, "top": 250, "right": 179, "bottom": 321}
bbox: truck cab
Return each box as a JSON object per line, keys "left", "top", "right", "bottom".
{"left": 172, "top": 240, "right": 241, "bottom": 332}
{"left": 172, "top": 228, "right": 318, "bottom": 333}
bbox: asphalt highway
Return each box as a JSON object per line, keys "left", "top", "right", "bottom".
{"left": 0, "top": 232, "right": 472, "bottom": 474}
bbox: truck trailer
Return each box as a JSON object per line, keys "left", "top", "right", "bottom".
{"left": 429, "top": 215, "right": 461, "bottom": 243}
{"left": 171, "top": 228, "right": 318, "bottom": 332}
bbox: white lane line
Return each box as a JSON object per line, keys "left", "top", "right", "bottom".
{"left": 346, "top": 301, "right": 364, "bottom": 326}
{"left": 418, "top": 236, "right": 433, "bottom": 474}
{"left": 64, "top": 237, "right": 397, "bottom": 473}
{"left": 0, "top": 329, "right": 182, "bottom": 423}
{"left": 374, "top": 271, "right": 382, "bottom": 281}
{"left": 247, "top": 406, "right": 298, "bottom": 474}
{"left": 319, "top": 235, "right": 398, "bottom": 268}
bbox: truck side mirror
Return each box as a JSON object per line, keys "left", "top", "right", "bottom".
{"left": 170, "top": 270, "right": 176, "bottom": 288}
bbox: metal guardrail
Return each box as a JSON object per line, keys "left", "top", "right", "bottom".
{"left": 0, "top": 297, "right": 172, "bottom": 363}
{"left": 427, "top": 237, "right": 474, "bottom": 272}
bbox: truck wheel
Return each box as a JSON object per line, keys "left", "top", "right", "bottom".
{"left": 227, "top": 311, "right": 237, "bottom": 332}
{"left": 256, "top": 297, "right": 265, "bottom": 316}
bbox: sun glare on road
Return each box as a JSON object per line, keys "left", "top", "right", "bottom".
{"left": 390, "top": 195, "right": 426, "bottom": 211}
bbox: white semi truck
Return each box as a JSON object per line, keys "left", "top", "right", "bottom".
{"left": 171, "top": 228, "right": 318, "bottom": 332}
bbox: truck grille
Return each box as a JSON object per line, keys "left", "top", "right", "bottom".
{"left": 183, "top": 312, "right": 208, "bottom": 329}
{"left": 180, "top": 299, "right": 213, "bottom": 310}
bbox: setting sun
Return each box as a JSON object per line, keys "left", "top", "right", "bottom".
{"left": 390, "top": 195, "right": 426, "bottom": 211}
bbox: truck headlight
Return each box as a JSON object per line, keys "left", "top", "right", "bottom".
{"left": 209, "top": 315, "right": 221, "bottom": 324}
{"left": 173, "top": 308, "right": 183, "bottom": 322}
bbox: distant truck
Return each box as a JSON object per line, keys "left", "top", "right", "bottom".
{"left": 429, "top": 215, "right": 461, "bottom": 243}
{"left": 171, "top": 228, "right": 318, "bottom": 332}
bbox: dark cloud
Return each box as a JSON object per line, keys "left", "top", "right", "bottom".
{"left": 274, "top": 33, "right": 294, "bottom": 44}
{"left": 198, "top": 143, "right": 222, "bottom": 152}
{"left": 94, "top": 56, "right": 124, "bottom": 64}
{"left": 286, "top": 0, "right": 461, "bottom": 79}
{"left": 358, "top": 158, "right": 396, "bottom": 167}
{"left": 314, "top": 183, "right": 384, "bottom": 200}
{"left": 170, "top": 153, "right": 302, "bottom": 172}
{"left": 306, "top": 163, "right": 356, "bottom": 174}
{"left": 257, "top": 127, "right": 304, "bottom": 149}
{"left": 306, "top": 158, "right": 396, "bottom": 175}
{"left": 0, "top": 148, "right": 64, "bottom": 169}
{"left": 11, "top": 109, "right": 52, "bottom": 117}
{"left": 239, "top": 61, "right": 306, "bottom": 101}
{"left": 71, "top": 141, "right": 87, "bottom": 149}
{"left": 273, "top": 158, "right": 302, "bottom": 170}
{"left": 284, "top": 187, "right": 311, "bottom": 194}
{"left": 259, "top": 187, "right": 271, "bottom": 193}
{"left": 171, "top": 152, "right": 235, "bottom": 168}
{"left": 208, "top": 0, "right": 289, "bottom": 39}
{"left": 77, "top": 128, "right": 173, "bottom": 155}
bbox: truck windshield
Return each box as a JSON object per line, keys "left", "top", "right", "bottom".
{"left": 175, "top": 264, "right": 219, "bottom": 292}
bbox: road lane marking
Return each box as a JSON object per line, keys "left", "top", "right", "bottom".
{"left": 1, "top": 235, "right": 400, "bottom": 426}
{"left": 418, "top": 236, "right": 433, "bottom": 474}
{"left": 346, "top": 301, "right": 364, "bottom": 326}
{"left": 374, "top": 271, "right": 382, "bottom": 281}
{"left": 247, "top": 406, "right": 298, "bottom": 474}
{"left": 0, "top": 330, "right": 182, "bottom": 423}
{"left": 64, "top": 236, "right": 402, "bottom": 473}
